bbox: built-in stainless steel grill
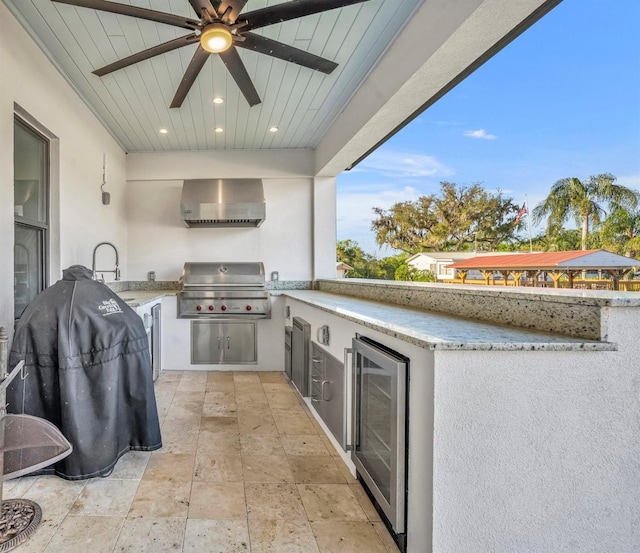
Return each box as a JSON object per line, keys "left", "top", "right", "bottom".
{"left": 177, "top": 262, "right": 271, "bottom": 319}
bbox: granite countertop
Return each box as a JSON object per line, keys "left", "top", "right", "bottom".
{"left": 116, "top": 290, "right": 177, "bottom": 308}
{"left": 283, "top": 290, "right": 616, "bottom": 352}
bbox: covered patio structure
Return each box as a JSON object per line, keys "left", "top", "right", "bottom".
{"left": 447, "top": 250, "right": 639, "bottom": 290}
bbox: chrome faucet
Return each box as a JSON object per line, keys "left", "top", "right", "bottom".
{"left": 92, "top": 242, "right": 120, "bottom": 282}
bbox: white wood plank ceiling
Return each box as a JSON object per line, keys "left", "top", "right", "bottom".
{"left": 4, "top": 0, "right": 424, "bottom": 152}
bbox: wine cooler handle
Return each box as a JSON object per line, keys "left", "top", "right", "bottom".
{"left": 344, "top": 347, "right": 353, "bottom": 451}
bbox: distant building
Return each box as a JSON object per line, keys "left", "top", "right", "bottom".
{"left": 336, "top": 262, "right": 353, "bottom": 278}
{"left": 408, "top": 251, "right": 530, "bottom": 281}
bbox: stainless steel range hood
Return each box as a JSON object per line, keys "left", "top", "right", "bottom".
{"left": 180, "top": 179, "right": 266, "bottom": 228}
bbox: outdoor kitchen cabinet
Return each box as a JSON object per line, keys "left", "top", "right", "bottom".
{"left": 191, "top": 321, "right": 257, "bottom": 364}
{"left": 310, "top": 341, "right": 345, "bottom": 449}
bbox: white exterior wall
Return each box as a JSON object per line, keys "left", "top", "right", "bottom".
{"left": 0, "top": 3, "right": 128, "bottom": 333}
{"left": 432, "top": 310, "right": 640, "bottom": 553}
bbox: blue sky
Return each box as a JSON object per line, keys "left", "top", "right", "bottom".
{"left": 337, "top": 0, "right": 640, "bottom": 256}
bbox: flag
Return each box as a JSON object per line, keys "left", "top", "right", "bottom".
{"left": 515, "top": 203, "right": 527, "bottom": 224}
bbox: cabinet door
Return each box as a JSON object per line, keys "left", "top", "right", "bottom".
{"left": 221, "top": 322, "right": 256, "bottom": 364}
{"left": 192, "top": 321, "right": 224, "bottom": 364}
{"left": 322, "top": 350, "right": 344, "bottom": 447}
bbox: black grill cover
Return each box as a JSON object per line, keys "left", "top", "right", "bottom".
{"left": 7, "top": 265, "right": 162, "bottom": 480}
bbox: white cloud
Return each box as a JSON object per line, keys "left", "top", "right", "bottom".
{"left": 463, "top": 129, "right": 497, "bottom": 140}
{"left": 358, "top": 149, "right": 454, "bottom": 178}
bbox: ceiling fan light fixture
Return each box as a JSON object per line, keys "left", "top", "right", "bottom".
{"left": 200, "top": 24, "right": 233, "bottom": 53}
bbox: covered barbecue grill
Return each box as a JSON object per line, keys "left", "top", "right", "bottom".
{"left": 177, "top": 262, "right": 271, "bottom": 319}
{"left": 6, "top": 265, "right": 162, "bottom": 480}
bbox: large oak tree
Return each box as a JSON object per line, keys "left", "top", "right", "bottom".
{"left": 371, "top": 182, "right": 520, "bottom": 253}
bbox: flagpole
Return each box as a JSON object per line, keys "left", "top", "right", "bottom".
{"left": 525, "top": 194, "right": 533, "bottom": 252}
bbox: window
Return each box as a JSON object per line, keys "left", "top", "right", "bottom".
{"left": 14, "top": 117, "right": 49, "bottom": 319}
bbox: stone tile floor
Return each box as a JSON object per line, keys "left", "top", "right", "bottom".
{"left": 5, "top": 370, "right": 400, "bottom": 552}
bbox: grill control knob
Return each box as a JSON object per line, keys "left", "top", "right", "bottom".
{"left": 246, "top": 305, "right": 252, "bottom": 311}
{"left": 208, "top": 305, "right": 214, "bottom": 311}
{"left": 221, "top": 305, "right": 227, "bottom": 311}
{"left": 196, "top": 305, "right": 202, "bottom": 311}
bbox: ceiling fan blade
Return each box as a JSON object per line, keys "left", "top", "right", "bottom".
{"left": 241, "top": 0, "right": 371, "bottom": 31}
{"left": 51, "top": 0, "right": 200, "bottom": 30}
{"left": 238, "top": 33, "right": 337, "bottom": 74}
{"left": 170, "top": 47, "right": 211, "bottom": 108}
{"left": 218, "top": 0, "right": 248, "bottom": 22}
{"left": 218, "top": 47, "right": 261, "bottom": 107}
{"left": 93, "top": 34, "right": 199, "bottom": 77}
{"left": 188, "top": 0, "right": 217, "bottom": 20}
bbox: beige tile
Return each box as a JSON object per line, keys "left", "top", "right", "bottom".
{"left": 177, "top": 374, "right": 208, "bottom": 390}
{"left": 349, "top": 483, "right": 382, "bottom": 522}
{"left": 373, "top": 521, "right": 402, "bottom": 553}
{"left": 159, "top": 424, "right": 199, "bottom": 454}
{"left": 200, "top": 415, "right": 239, "bottom": 433}
{"left": 22, "top": 476, "right": 87, "bottom": 517}
{"left": 11, "top": 513, "right": 64, "bottom": 553}
{"left": 207, "top": 371, "right": 235, "bottom": 383}
{"left": 335, "top": 459, "right": 357, "bottom": 482}
{"left": 242, "top": 455, "right": 294, "bottom": 483}
{"left": 128, "top": 480, "right": 191, "bottom": 518}
{"left": 70, "top": 479, "right": 139, "bottom": 516}
{"left": 143, "top": 453, "right": 195, "bottom": 482}
{"left": 288, "top": 456, "right": 346, "bottom": 484}
{"left": 298, "top": 484, "right": 367, "bottom": 521}
{"left": 197, "top": 430, "right": 241, "bottom": 454}
{"left": 204, "top": 390, "right": 236, "bottom": 404}
{"left": 245, "top": 483, "right": 307, "bottom": 520}
{"left": 248, "top": 519, "right": 320, "bottom": 553}
{"left": 172, "top": 390, "right": 205, "bottom": 403}
{"left": 202, "top": 401, "right": 238, "bottom": 417}
{"left": 266, "top": 392, "right": 302, "bottom": 407}
{"left": 258, "top": 372, "right": 289, "bottom": 383}
{"left": 240, "top": 434, "right": 285, "bottom": 456}
{"left": 206, "top": 380, "right": 236, "bottom": 393}
{"left": 114, "top": 517, "right": 186, "bottom": 552}
{"left": 165, "top": 402, "right": 203, "bottom": 424}
{"left": 188, "top": 481, "right": 246, "bottom": 519}
{"left": 281, "top": 435, "right": 329, "bottom": 456}
{"left": 311, "top": 521, "right": 388, "bottom": 553}
{"left": 2, "top": 475, "right": 39, "bottom": 497}
{"left": 233, "top": 372, "right": 261, "bottom": 383}
{"left": 271, "top": 405, "right": 309, "bottom": 419}
{"left": 237, "top": 411, "right": 278, "bottom": 435}
{"left": 194, "top": 453, "right": 243, "bottom": 482}
{"left": 273, "top": 414, "right": 317, "bottom": 435}
{"left": 236, "top": 391, "right": 269, "bottom": 405}
{"left": 43, "top": 515, "right": 124, "bottom": 553}
{"left": 319, "top": 433, "right": 340, "bottom": 457}
{"left": 183, "top": 518, "right": 250, "bottom": 553}
{"left": 109, "top": 451, "right": 151, "bottom": 480}
{"left": 262, "top": 382, "right": 295, "bottom": 394}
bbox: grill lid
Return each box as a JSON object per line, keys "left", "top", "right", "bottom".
{"left": 180, "top": 262, "right": 266, "bottom": 288}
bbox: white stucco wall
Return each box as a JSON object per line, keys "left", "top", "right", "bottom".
{"left": 125, "top": 178, "right": 314, "bottom": 281}
{"left": 0, "top": 2, "right": 128, "bottom": 333}
{"left": 432, "top": 309, "right": 640, "bottom": 552}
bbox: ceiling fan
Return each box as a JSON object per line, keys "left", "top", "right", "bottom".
{"left": 52, "top": 0, "right": 372, "bottom": 108}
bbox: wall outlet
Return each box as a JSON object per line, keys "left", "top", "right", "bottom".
{"left": 148, "top": 271, "right": 156, "bottom": 281}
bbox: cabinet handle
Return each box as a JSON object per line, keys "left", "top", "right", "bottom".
{"left": 311, "top": 357, "right": 322, "bottom": 363}
{"left": 217, "top": 336, "right": 221, "bottom": 350}
{"left": 321, "top": 380, "right": 330, "bottom": 401}
{"left": 311, "top": 377, "right": 323, "bottom": 384}
{"left": 311, "top": 394, "right": 321, "bottom": 403}
{"left": 226, "top": 336, "right": 231, "bottom": 349}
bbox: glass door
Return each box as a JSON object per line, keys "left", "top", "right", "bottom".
{"left": 352, "top": 336, "right": 407, "bottom": 534}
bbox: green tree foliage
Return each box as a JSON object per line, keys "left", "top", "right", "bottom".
{"left": 532, "top": 174, "right": 640, "bottom": 251}
{"left": 394, "top": 264, "right": 436, "bottom": 282}
{"left": 594, "top": 207, "right": 640, "bottom": 258}
{"left": 371, "top": 182, "right": 520, "bottom": 253}
{"left": 336, "top": 239, "right": 378, "bottom": 278}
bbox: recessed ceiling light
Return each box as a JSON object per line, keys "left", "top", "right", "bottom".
{"left": 214, "top": 127, "right": 224, "bottom": 133}
{"left": 159, "top": 128, "right": 169, "bottom": 134}
{"left": 269, "top": 126, "right": 279, "bottom": 133}
{"left": 212, "top": 97, "right": 224, "bottom": 104}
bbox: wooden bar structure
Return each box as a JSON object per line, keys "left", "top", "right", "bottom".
{"left": 447, "top": 250, "right": 639, "bottom": 290}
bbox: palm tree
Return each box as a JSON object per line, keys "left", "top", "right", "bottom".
{"left": 532, "top": 173, "right": 640, "bottom": 250}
